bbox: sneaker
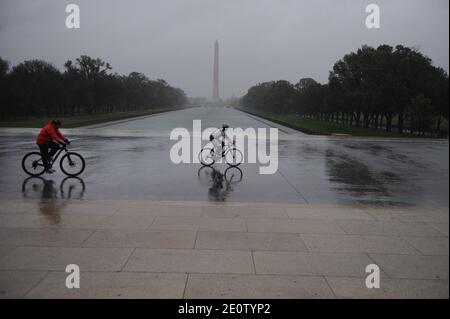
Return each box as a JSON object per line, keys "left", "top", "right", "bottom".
{"left": 45, "top": 169, "right": 55, "bottom": 174}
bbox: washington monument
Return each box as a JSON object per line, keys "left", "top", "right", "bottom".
{"left": 212, "top": 39, "right": 219, "bottom": 102}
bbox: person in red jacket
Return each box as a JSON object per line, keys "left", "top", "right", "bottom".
{"left": 36, "top": 120, "right": 70, "bottom": 173}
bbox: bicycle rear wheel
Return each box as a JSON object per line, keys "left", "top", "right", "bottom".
{"left": 199, "top": 147, "right": 216, "bottom": 166}
{"left": 60, "top": 152, "right": 85, "bottom": 177}
{"left": 22, "top": 152, "right": 46, "bottom": 176}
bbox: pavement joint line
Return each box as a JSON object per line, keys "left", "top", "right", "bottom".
{"left": 251, "top": 250, "right": 257, "bottom": 275}
{"left": 366, "top": 253, "right": 393, "bottom": 280}
{"left": 4, "top": 246, "right": 439, "bottom": 256}
{"left": 193, "top": 231, "right": 199, "bottom": 249}
{"left": 79, "top": 230, "right": 97, "bottom": 248}
{"left": 2, "top": 197, "right": 448, "bottom": 209}
{"left": 0, "top": 269, "right": 443, "bottom": 280}
{"left": 146, "top": 216, "right": 157, "bottom": 230}
{"left": 298, "top": 234, "right": 311, "bottom": 253}
{"left": 2, "top": 245, "right": 431, "bottom": 254}
{"left": 1, "top": 215, "right": 447, "bottom": 224}
{"left": 0, "top": 246, "right": 18, "bottom": 261}
{"left": 7, "top": 227, "right": 444, "bottom": 237}
{"left": 0, "top": 232, "right": 448, "bottom": 250}
{"left": 182, "top": 273, "right": 189, "bottom": 299}
{"left": 177, "top": 230, "right": 446, "bottom": 239}
{"left": 405, "top": 239, "right": 427, "bottom": 256}
{"left": 119, "top": 247, "right": 137, "bottom": 272}
{"left": 22, "top": 270, "right": 51, "bottom": 299}
{"left": 430, "top": 224, "right": 450, "bottom": 237}
{"left": 323, "top": 276, "right": 338, "bottom": 299}
{"left": 276, "top": 169, "right": 309, "bottom": 204}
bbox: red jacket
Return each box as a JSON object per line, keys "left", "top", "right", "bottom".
{"left": 36, "top": 122, "right": 66, "bottom": 145}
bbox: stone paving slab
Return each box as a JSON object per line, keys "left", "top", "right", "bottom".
{"left": 286, "top": 207, "right": 374, "bottom": 221}
{"left": 369, "top": 254, "right": 449, "bottom": 279}
{"left": 150, "top": 216, "right": 246, "bottom": 232}
{"left": 0, "top": 247, "right": 133, "bottom": 271}
{"left": 0, "top": 214, "right": 105, "bottom": 229}
{"left": 0, "top": 199, "right": 448, "bottom": 299}
{"left": 124, "top": 249, "right": 255, "bottom": 274}
{"left": 83, "top": 230, "right": 196, "bottom": 249}
{"left": 195, "top": 231, "right": 308, "bottom": 251}
{"left": 57, "top": 202, "right": 121, "bottom": 216}
{"left": 0, "top": 246, "right": 16, "bottom": 259}
{"left": 430, "top": 223, "right": 449, "bottom": 236}
{"left": 201, "top": 206, "right": 288, "bottom": 219}
{"left": 326, "top": 277, "right": 449, "bottom": 299}
{"left": 301, "top": 234, "right": 420, "bottom": 254}
{"left": 246, "top": 218, "right": 345, "bottom": 234}
{"left": 25, "top": 271, "right": 187, "bottom": 299}
{"left": 253, "top": 251, "right": 375, "bottom": 277}
{"left": 185, "top": 274, "right": 335, "bottom": 299}
{"left": 403, "top": 237, "right": 449, "bottom": 256}
{"left": 0, "top": 271, "right": 48, "bottom": 298}
{"left": 366, "top": 208, "right": 449, "bottom": 223}
{"left": 337, "top": 220, "right": 445, "bottom": 237}
{"left": 0, "top": 214, "right": 155, "bottom": 230}
{"left": 0, "top": 228, "right": 93, "bottom": 247}
{"left": 0, "top": 202, "right": 41, "bottom": 215}
{"left": 115, "top": 204, "right": 202, "bottom": 216}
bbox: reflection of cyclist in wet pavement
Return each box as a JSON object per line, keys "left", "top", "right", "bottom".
{"left": 208, "top": 168, "right": 231, "bottom": 202}
{"left": 22, "top": 177, "right": 85, "bottom": 225}
{"left": 38, "top": 179, "right": 63, "bottom": 225}
{"left": 198, "top": 166, "right": 243, "bottom": 202}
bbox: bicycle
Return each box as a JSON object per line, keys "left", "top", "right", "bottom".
{"left": 198, "top": 165, "right": 243, "bottom": 185}
{"left": 199, "top": 139, "right": 243, "bottom": 167}
{"left": 22, "top": 143, "right": 85, "bottom": 177}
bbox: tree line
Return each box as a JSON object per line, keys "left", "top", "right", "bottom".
{"left": 0, "top": 55, "right": 187, "bottom": 119}
{"left": 240, "top": 45, "right": 449, "bottom": 136}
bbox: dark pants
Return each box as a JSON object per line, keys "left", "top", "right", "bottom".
{"left": 37, "top": 142, "right": 59, "bottom": 170}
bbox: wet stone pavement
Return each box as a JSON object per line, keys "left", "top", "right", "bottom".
{"left": 0, "top": 107, "right": 448, "bottom": 298}
{"left": 0, "top": 107, "right": 448, "bottom": 207}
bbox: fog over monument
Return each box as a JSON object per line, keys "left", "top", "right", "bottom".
{"left": 212, "top": 39, "right": 220, "bottom": 102}
{"left": 0, "top": 0, "right": 448, "bottom": 99}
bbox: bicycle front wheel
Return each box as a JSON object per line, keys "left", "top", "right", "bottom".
{"left": 225, "top": 148, "right": 243, "bottom": 167}
{"left": 22, "top": 152, "right": 46, "bottom": 176}
{"left": 60, "top": 152, "right": 85, "bottom": 177}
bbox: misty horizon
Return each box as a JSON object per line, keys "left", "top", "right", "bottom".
{"left": 0, "top": 0, "right": 448, "bottom": 99}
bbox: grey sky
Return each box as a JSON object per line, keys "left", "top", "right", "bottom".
{"left": 0, "top": 0, "right": 448, "bottom": 98}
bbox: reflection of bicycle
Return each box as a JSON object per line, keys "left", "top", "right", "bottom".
{"left": 199, "top": 140, "right": 243, "bottom": 167}
{"left": 22, "top": 176, "right": 86, "bottom": 200}
{"left": 22, "top": 144, "right": 85, "bottom": 177}
{"left": 197, "top": 166, "right": 243, "bottom": 202}
{"left": 22, "top": 177, "right": 55, "bottom": 199}
{"left": 198, "top": 166, "right": 243, "bottom": 184}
